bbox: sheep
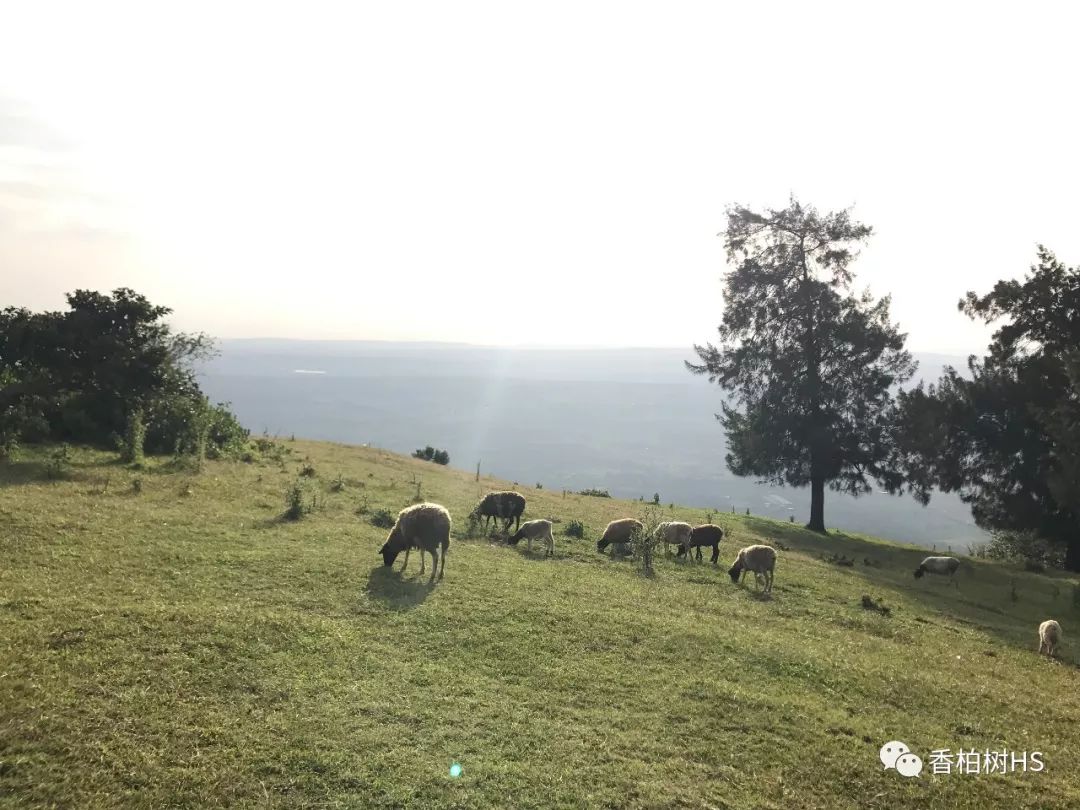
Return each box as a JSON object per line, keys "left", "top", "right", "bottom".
{"left": 596, "top": 518, "right": 644, "bottom": 553}
{"left": 913, "top": 556, "right": 960, "bottom": 584}
{"left": 1038, "top": 619, "right": 1062, "bottom": 657}
{"left": 727, "top": 544, "right": 777, "bottom": 593}
{"left": 654, "top": 521, "right": 693, "bottom": 556}
{"left": 508, "top": 519, "right": 555, "bottom": 557}
{"left": 676, "top": 524, "right": 724, "bottom": 564}
{"left": 472, "top": 491, "right": 527, "bottom": 533}
{"left": 379, "top": 502, "right": 450, "bottom": 582}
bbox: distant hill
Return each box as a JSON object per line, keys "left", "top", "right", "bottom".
{"left": 198, "top": 340, "right": 986, "bottom": 549}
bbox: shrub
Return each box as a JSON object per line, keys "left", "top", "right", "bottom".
{"left": 120, "top": 408, "right": 146, "bottom": 465}
{"left": 369, "top": 508, "right": 395, "bottom": 529}
{"left": 330, "top": 474, "right": 346, "bottom": 492}
{"left": 984, "top": 530, "right": 1066, "bottom": 570}
{"left": 632, "top": 506, "right": 663, "bottom": 577}
{"left": 284, "top": 478, "right": 314, "bottom": 521}
{"left": 578, "top": 488, "right": 611, "bottom": 498}
{"left": 299, "top": 460, "right": 317, "bottom": 477}
{"left": 652, "top": 493, "right": 660, "bottom": 505}
{"left": 413, "top": 446, "right": 450, "bottom": 465}
{"left": 45, "top": 443, "right": 72, "bottom": 480}
{"left": 565, "top": 520, "right": 585, "bottom": 539}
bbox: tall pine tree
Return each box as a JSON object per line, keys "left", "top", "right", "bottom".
{"left": 688, "top": 198, "right": 915, "bottom": 533}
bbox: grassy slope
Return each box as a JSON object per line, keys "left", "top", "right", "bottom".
{"left": 2, "top": 440, "right": 1079, "bottom": 810}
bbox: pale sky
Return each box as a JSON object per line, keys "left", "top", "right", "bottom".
{"left": 1, "top": 1, "right": 1078, "bottom": 353}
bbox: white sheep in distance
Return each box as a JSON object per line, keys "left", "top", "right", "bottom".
{"left": 597, "top": 518, "right": 644, "bottom": 553}
{"left": 1039, "top": 619, "right": 1062, "bottom": 657}
{"left": 654, "top": 521, "right": 693, "bottom": 556}
{"left": 379, "top": 502, "right": 451, "bottom": 582}
{"left": 914, "top": 556, "right": 960, "bottom": 585}
{"left": 508, "top": 519, "right": 555, "bottom": 557}
{"left": 727, "top": 544, "right": 776, "bottom": 593}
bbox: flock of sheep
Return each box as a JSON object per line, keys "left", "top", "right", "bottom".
{"left": 376, "top": 490, "right": 1064, "bottom": 657}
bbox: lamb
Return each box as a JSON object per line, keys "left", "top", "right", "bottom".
{"left": 472, "top": 491, "right": 527, "bottom": 533}
{"left": 1038, "top": 619, "right": 1062, "bottom": 657}
{"left": 676, "top": 524, "right": 724, "bottom": 564}
{"left": 913, "top": 556, "right": 960, "bottom": 583}
{"left": 727, "top": 544, "right": 777, "bottom": 593}
{"left": 508, "top": 519, "right": 555, "bottom": 557}
{"left": 379, "top": 502, "right": 450, "bottom": 582}
{"left": 596, "top": 518, "right": 644, "bottom": 553}
{"left": 654, "top": 521, "right": 693, "bottom": 556}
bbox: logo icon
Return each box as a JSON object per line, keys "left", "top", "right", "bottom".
{"left": 880, "top": 741, "right": 923, "bottom": 778}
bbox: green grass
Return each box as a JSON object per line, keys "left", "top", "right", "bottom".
{"left": 2, "top": 441, "right": 1080, "bottom": 809}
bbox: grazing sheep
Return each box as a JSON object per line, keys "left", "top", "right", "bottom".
{"left": 1039, "top": 619, "right": 1062, "bottom": 657}
{"left": 379, "top": 502, "right": 450, "bottom": 582}
{"left": 508, "top": 519, "right": 555, "bottom": 557}
{"left": 727, "top": 544, "right": 777, "bottom": 593}
{"left": 597, "top": 518, "right": 644, "bottom": 553}
{"left": 655, "top": 521, "right": 693, "bottom": 556}
{"left": 676, "top": 524, "right": 724, "bottom": 564}
{"left": 913, "top": 556, "right": 960, "bottom": 584}
{"left": 473, "top": 491, "right": 527, "bottom": 533}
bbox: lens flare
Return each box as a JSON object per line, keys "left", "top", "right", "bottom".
{"left": 449, "top": 763, "right": 463, "bottom": 778}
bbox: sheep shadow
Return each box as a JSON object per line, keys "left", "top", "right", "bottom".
{"left": 363, "top": 565, "right": 435, "bottom": 611}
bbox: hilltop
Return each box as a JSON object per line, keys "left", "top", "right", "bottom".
{"left": 2, "top": 439, "right": 1078, "bottom": 809}
{"left": 197, "top": 340, "right": 985, "bottom": 547}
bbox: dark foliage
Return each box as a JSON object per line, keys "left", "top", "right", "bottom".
{"left": 0, "top": 288, "right": 247, "bottom": 459}
{"left": 687, "top": 198, "right": 915, "bottom": 532}
{"left": 413, "top": 445, "right": 450, "bottom": 465}
{"left": 893, "top": 247, "right": 1080, "bottom": 570}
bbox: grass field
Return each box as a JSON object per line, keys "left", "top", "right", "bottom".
{"left": 2, "top": 440, "right": 1080, "bottom": 809}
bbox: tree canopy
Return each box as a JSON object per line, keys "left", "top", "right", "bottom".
{"left": 894, "top": 247, "right": 1080, "bottom": 569}
{"left": 0, "top": 288, "right": 246, "bottom": 459}
{"left": 688, "top": 198, "right": 915, "bottom": 532}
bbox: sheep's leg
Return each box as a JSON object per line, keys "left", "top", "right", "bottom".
{"left": 428, "top": 548, "right": 438, "bottom": 583}
{"left": 710, "top": 543, "right": 719, "bottom": 565}
{"left": 400, "top": 547, "right": 411, "bottom": 573}
{"left": 527, "top": 536, "right": 533, "bottom": 554}
{"left": 418, "top": 547, "right": 426, "bottom": 575}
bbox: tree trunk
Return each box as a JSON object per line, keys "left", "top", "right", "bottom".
{"left": 807, "top": 475, "right": 827, "bottom": 533}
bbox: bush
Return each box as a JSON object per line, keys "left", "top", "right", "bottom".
{"left": 413, "top": 446, "right": 450, "bottom": 465}
{"left": 578, "top": 488, "right": 611, "bottom": 498}
{"left": 369, "top": 508, "right": 396, "bottom": 529}
{"left": 330, "top": 474, "right": 346, "bottom": 492}
{"left": 984, "top": 531, "right": 1066, "bottom": 570}
{"left": 45, "top": 443, "right": 72, "bottom": 480}
{"left": 632, "top": 506, "right": 662, "bottom": 577}
{"left": 565, "top": 520, "right": 586, "bottom": 539}
{"left": 284, "top": 478, "right": 314, "bottom": 521}
{"left": 299, "top": 460, "right": 317, "bottom": 477}
{"left": 120, "top": 408, "right": 146, "bottom": 464}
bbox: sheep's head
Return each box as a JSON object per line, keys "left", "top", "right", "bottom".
{"left": 380, "top": 526, "right": 403, "bottom": 567}
{"left": 913, "top": 567, "right": 925, "bottom": 579}
{"left": 727, "top": 560, "right": 743, "bottom": 583}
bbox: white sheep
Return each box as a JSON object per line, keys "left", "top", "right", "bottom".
{"left": 379, "top": 502, "right": 451, "bottom": 582}
{"left": 727, "top": 544, "right": 776, "bottom": 593}
{"left": 508, "top": 519, "right": 555, "bottom": 557}
{"left": 597, "top": 518, "right": 644, "bottom": 553}
{"left": 654, "top": 521, "right": 693, "bottom": 556}
{"left": 913, "top": 556, "right": 960, "bottom": 585}
{"left": 1038, "top": 619, "right": 1062, "bottom": 657}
